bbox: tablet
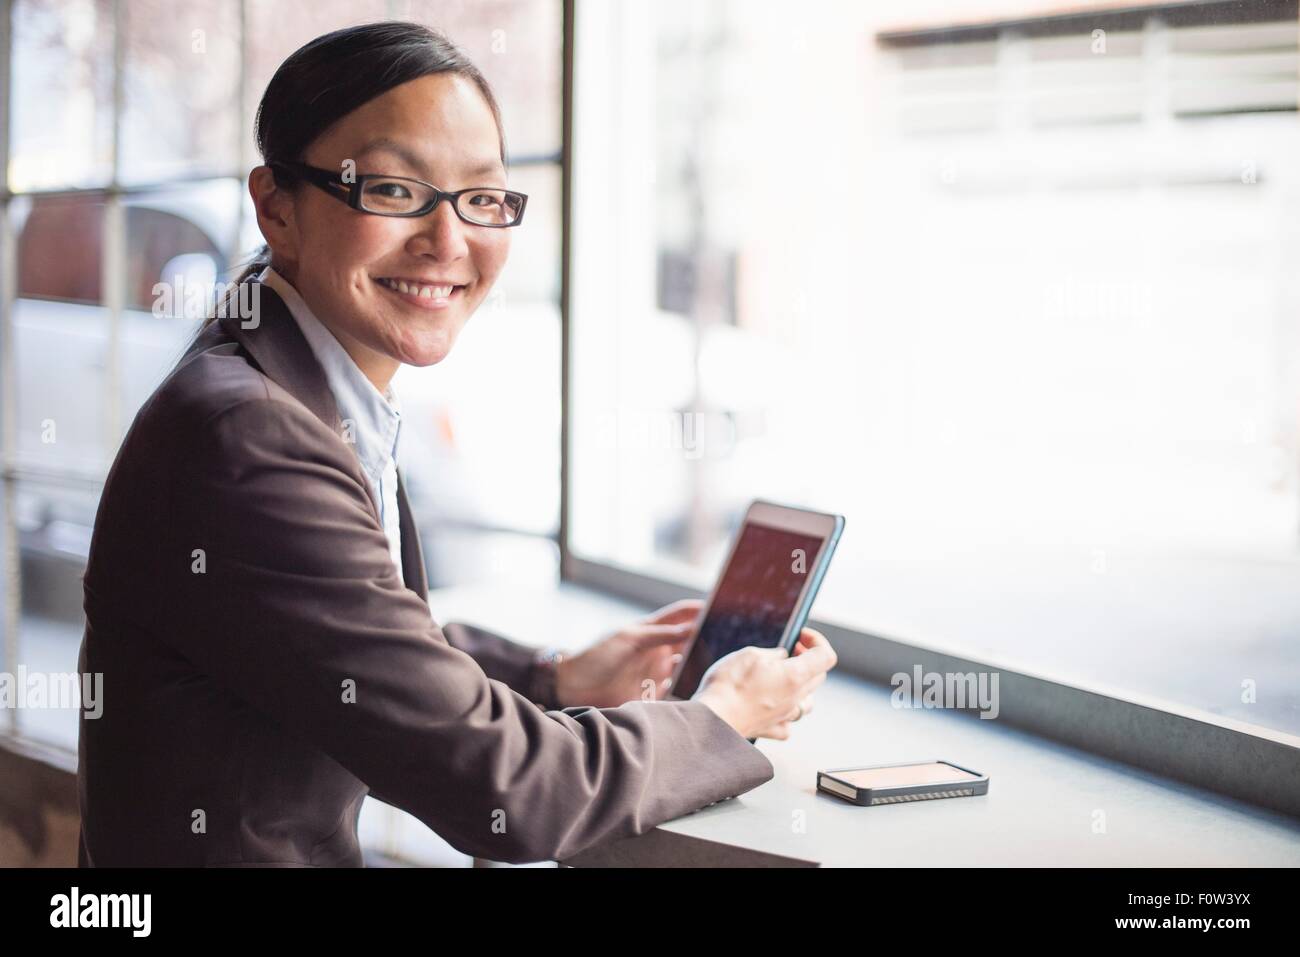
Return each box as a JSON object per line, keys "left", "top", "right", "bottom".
{"left": 666, "top": 500, "right": 844, "bottom": 701}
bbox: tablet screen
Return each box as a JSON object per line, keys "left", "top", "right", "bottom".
{"left": 671, "top": 521, "right": 825, "bottom": 699}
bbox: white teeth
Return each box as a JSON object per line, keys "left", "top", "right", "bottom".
{"left": 379, "top": 278, "right": 457, "bottom": 299}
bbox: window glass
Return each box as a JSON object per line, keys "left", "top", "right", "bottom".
{"left": 569, "top": 0, "right": 1300, "bottom": 736}
{"left": 9, "top": 0, "right": 115, "bottom": 190}
{"left": 120, "top": 0, "right": 242, "bottom": 183}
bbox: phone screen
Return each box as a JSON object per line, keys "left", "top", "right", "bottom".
{"left": 670, "top": 521, "right": 825, "bottom": 699}
{"left": 835, "top": 762, "right": 981, "bottom": 790}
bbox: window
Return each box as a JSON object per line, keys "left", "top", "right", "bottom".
{"left": 567, "top": 0, "right": 1300, "bottom": 740}
{"left": 0, "top": 0, "right": 563, "bottom": 763}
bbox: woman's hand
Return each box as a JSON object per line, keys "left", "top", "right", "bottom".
{"left": 556, "top": 599, "right": 704, "bottom": 708}
{"left": 692, "top": 627, "right": 836, "bottom": 741}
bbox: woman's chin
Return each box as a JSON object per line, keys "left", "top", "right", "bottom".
{"left": 397, "top": 330, "right": 458, "bottom": 367}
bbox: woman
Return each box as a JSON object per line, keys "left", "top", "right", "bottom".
{"left": 76, "top": 21, "right": 835, "bottom": 867}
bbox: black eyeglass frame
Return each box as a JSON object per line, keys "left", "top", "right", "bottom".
{"left": 268, "top": 160, "right": 528, "bottom": 227}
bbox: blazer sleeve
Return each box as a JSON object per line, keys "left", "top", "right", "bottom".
{"left": 439, "top": 621, "right": 560, "bottom": 710}
{"left": 171, "top": 396, "right": 773, "bottom": 864}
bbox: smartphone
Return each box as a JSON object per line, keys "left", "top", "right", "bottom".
{"left": 816, "top": 760, "right": 989, "bottom": 806}
{"left": 666, "top": 499, "right": 844, "bottom": 701}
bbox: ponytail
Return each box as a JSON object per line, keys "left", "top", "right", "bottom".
{"left": 200, "top": 243, "right": 272, "bottom": 331}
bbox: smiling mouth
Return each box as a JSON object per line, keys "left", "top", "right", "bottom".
{"left": 374, "top": 276, "right": 468, "bottom": 302}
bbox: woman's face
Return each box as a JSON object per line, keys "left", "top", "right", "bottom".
{"left": 250, "top": 72, "right": 512, "bottom": 385}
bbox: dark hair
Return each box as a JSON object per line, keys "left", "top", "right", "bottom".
{"left": 206, "top": 21, "right": 507, "bottom": 326}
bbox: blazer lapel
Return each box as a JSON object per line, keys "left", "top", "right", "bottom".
{"left": 395, "top": 468, "right": 430, "bottom": 603}
{"left": 205, "top": 277, "right": 427, "bottom": 600}
{"left": 211, "top": 278, "right": 384, "bottom": 526}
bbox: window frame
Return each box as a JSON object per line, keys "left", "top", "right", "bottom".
{"left": 2, "top": 0, "right": 1296, "bottom": 824}
{"left": 0, "top": 0, "right": 562, "bottom": 742}
{"left": 558, "top": 0, "right": 1300, "bottom": 821}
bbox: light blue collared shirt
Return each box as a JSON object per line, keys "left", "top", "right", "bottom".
{"left": 258, "top": 265, "right": 405, "bottom": 585}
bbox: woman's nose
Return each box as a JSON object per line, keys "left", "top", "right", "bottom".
{"left": 407, "top": 200, "right": 472, "bottom": 259}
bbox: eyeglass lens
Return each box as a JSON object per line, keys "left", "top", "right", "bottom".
{"left": 359, "top": 177, "right": 523, "bottom": 225}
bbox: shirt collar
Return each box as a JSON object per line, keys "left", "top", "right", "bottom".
{"left": 257, "top": 265, "right": 401, "bottom": 480}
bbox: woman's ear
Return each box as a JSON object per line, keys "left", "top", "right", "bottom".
{"left": 248, "top": 165, "right": 299, "bottom": 263}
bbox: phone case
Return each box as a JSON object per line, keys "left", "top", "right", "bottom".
{"left": 816, "top": 760, "right": 989, "bottom": 806}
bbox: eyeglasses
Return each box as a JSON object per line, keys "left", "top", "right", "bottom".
{"left": 268, "top": 160, "right": 527, "bottom": 227}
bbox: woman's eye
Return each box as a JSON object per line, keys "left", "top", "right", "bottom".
{"left": 468, "top": 193, "right": 501, "bottom": 207}
{"left": 368, "top": 182, "right": 411, "bottom": 199}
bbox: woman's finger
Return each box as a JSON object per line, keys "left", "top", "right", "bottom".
{"left": 759, "top": 721, "right": 792, "bottom": 741}
{"left": 794, "top": 671, "right": 828, "bottom": 700}
{"left": 642, "top": 599, "right": 705, "bottom": 626}
{"left": 631, "top": 622, "right": 696, "bottom": 649}
{"left": 788, "top": 631, "right": 836, "bottom": 678}
{"left": 792, "top": 627, "right": 825, "bottom": 653}
{"left": 781, "top": 695, "right": 813, "bottom": 724}
{"left": 649, "top": 653, "right": 679, "bottom": 680}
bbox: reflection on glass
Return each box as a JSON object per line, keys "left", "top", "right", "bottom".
{"left": 570, "top": 0, "right": 1300, "bottom": 736}
{"left": 10, "top": 0, "right": 115, "bottom": 190}
{"left": 16, "top": 193, "right": 105, "bottom": 304}
{"left": 121, "top": 0, "right": 242, "bottom": 183}
{"left": 12, "top": 475, "right": 93, "bottom": 750}
{"left": 243, "top": 1, "right": 561, "bottom": 169}
{"left": 395, "top": 293, "right": 560, "bottom": 543}
{"left": 124, "top": 179, "right": 241, "bottom": 310}
{"left": 120, "top": 181, "right": 240, "bottom": 430}
{"left": 394, "top": 0, "right": 563, "bottom": 158}
{"left": 492, "top": 162, "right": 560, "bottom": 304}
{"left": 14, "top": 194, "right": 112, "bottom": 474}
{"left": 242, "top": 0, "right": 390, "bottom": 169}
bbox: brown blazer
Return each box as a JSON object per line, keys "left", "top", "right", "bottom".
{"left": 75, "top": 276, "right": 773, "bottom": 867}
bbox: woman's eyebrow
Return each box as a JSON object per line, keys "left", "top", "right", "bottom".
{"left": 355, "top": 137, "right": 504, "bottom": 181}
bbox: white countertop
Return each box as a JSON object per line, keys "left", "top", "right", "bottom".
{"left": 428, "top": 582, "right": 1300, "bottom": 867}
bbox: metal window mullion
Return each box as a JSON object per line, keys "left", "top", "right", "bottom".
{"left": 559, "top": 0, "right": 574, "bottom": 576}
{"left": 234, "top": 0, "right": 249, "bottom": 265}
{"left": 101, "top": 0, "right": 126, "bottom": 456}
{"left": 1, "top": 0, "right": 17, "bottom": 735}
